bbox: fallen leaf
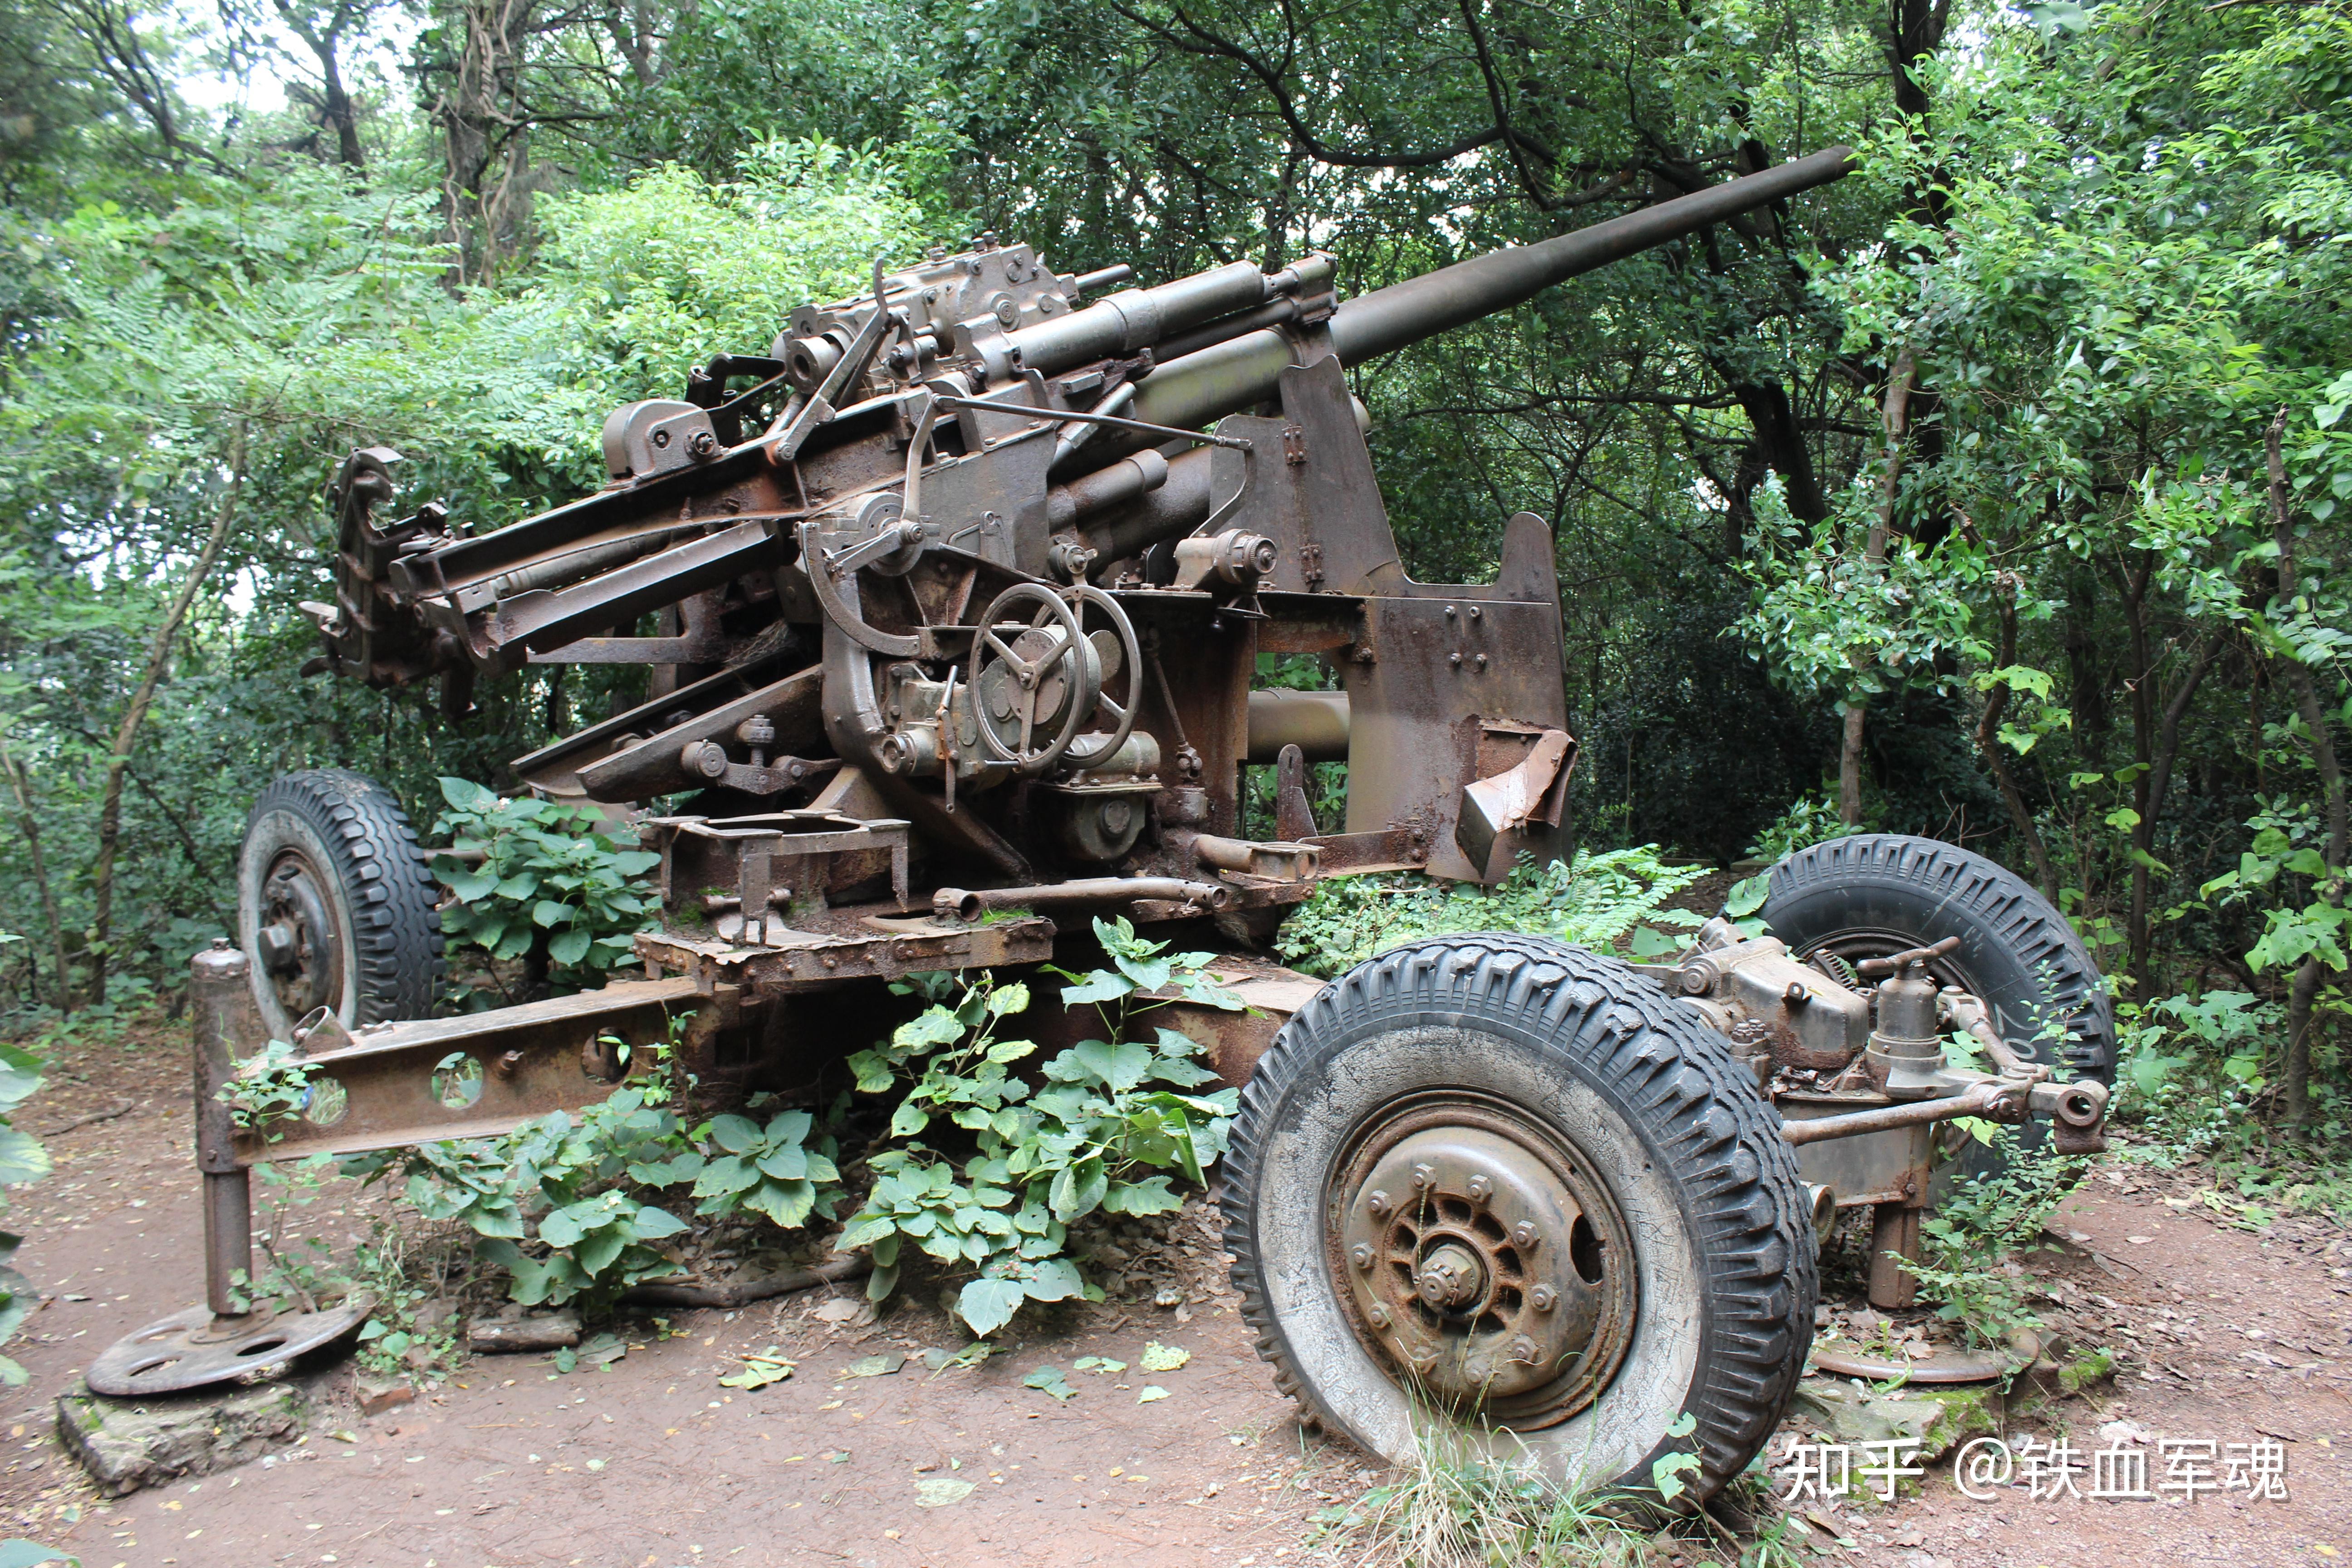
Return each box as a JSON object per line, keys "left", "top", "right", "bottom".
{"left": 1024, "top": 1366, "right": 1076, "bottom": 1402}
{"left": 2127, "top": 1235, "right": 2153, "bottom": 1245}
{"left": 1137, "top": 1386, "right": 1170, "bottom": 1404}
{"left": 1138, "top": 1342, "right": 1190, "bottom": 1373}
{"left": 914, "top": 1478, "right": 975, "bottom": 1508}
{"left": 1073, "top": 1356, "right": 1128, "bottom": 1375}
{"left": 720, "top": 1348, "right": 796, "bottom": 1390}
{"left": 842, "top": 1353, "right": 904, "bottom": 1379}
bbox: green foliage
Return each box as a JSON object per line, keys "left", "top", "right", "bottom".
{"left": 431, "top": 778, "right": 662, "bottom": 999}
{"left": 0, "top": 1039, "right": 47, "bottom": 1386}
{"left": 1742, "top": 794, "right": 1860, "bottom": 863}
{"left": 2202, "top": 796, "right": 2349, "bottom": 978}
{"left": 657, "top": 1109, "right": 843, "bottom": 1230}
{"left": 840, "top": 921, "right": 1241, "bottom": 1338}
{"left": 1277, "top": 848, "right": 1709, "bottom": 979}
{"left": 352, "top": 1028, "right": 843, "bottom": 1309}
{"left": 215, "top": 1039, "right": 320, "bottom": 1133}
{"left": 1899, "top": 1130, "right": 2087, "bottom": 1349}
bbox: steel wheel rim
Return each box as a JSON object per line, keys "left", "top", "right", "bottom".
{"left": 1325, "top": 1090, "right": 1638, "bottom": 1431}
{"left": 258, "top": 847, "right": 346, "bottom": 1023}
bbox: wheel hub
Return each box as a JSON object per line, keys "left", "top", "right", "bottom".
{"left": 259, "top": 851, "right": 342, "bottom": 1021}
{"left": 1331, "top": 1096, "right": 1637, "bottom": 1426}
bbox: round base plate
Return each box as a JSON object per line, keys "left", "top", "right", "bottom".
{"left": 86, "top": 1297, "right": 373, "bottom": 1397}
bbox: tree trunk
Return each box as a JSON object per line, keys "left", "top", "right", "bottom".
{"left": 0, "top": 735, "right": 70, "bottom": 1013}
{"left": 1975, "top": 572, "right": 2058, "bottom": 902}
{"left": 86, "top": 427, "right": 247, "bottom": 1004}
{"left": 2266, "top": 409, "right": 2347, "bottom": 1126}
{"left": 1840, "top": 349, "right": 1916, "bottom": 825}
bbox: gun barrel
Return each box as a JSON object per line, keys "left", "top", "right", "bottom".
{"left": 1126, "top": 146, "right": 1853, "bottom": 440}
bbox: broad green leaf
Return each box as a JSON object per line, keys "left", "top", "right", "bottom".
{"left": 960, "top": 1279, "right": 1028, "bottom": 1338}
{"left": 1069, "top": 1038, "right": 1152, "bottom": 1091}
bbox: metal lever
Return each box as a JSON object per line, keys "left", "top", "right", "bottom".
{"left": 1854, "top": 935, "right": 1961, "bottom": 978}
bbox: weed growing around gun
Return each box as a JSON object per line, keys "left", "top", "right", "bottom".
{"left": 342, "top": 1022, "right": 844, "bottom": 1310}
{"left": 1884, "top": 1127, "right": 2088, "bottom": 1351}
{"left": 430, "top": 777, "right": 662, "bottom": 1004}
{"left": 312, "top": 931, "right": 1242, "bottom": 1351}
{"left": 841, "top": 917, "right": 1243, "bottom": 1337}
{"left": 1277, "top": 848, "right": 1712, "bottom": 977}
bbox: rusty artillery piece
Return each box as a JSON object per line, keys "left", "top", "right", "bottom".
{"left": 102, "top": 144, "right": 2114, "bottom": 1505}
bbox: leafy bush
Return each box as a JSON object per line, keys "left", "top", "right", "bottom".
{"left": 839, "top": 918, "right": 1241, "bottom": 1337}
{"left": 1743, "top": 792, "right": 1861, "bottom": 863}
{"left": 430, "top": 779, "right": 662, "bottom": 1001}
{"left": 1275, "top": 848, "right": 1710, "bottom": 978}
{"left": 349, "top": 1028, "right": 843, "bottom": 1309}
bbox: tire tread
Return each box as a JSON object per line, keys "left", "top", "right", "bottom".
{"left": 246, "top": 769, "right": 444, "bottom": 1025}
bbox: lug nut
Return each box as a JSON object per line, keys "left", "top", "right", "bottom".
{"left": 1510, "top": 1220, "right": 1540, "bottom": 1250}
{"left": 1406, "top": 1347, "right": 1439, "bottom": 1376}
{"left": 1508, "top": 1335, "right": 1541, "bottom": 1365}
{"left": 1351, "top": 1244, "right": 1373, "bottom": 1271}
{"left": 1411, "top": 1163, "right": 1434, "bottom": 1190}
{"left": 1465, "top": 1174, "right": 1492, "bottom": 1204}
{"left": 1367, "top": 1190, "right": 1392, "bottom": 1218}
{"left": 1530, "top": 1284, "right": 1557, "bottom": 1313}
{"left": 1366, "top": 1304, "right": 1390, "bottom": 1328}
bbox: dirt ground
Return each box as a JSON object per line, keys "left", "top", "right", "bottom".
{"left": 2, "top": 1021, "right": 2348, "bottom": 1568}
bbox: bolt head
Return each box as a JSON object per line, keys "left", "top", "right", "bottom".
{"left": 1465, "top": 1174, "right": 1492, "bottom": 1203}
{"left": 1510, "top": 1220, "right": 1540, "bottom": 1250}
{"left": 1410, "top": 1163, "right": 1434, "bottom": 1190}
{"left": 1508, "top": 1335, "right": 1540, "bottom": 1365}
{"left": 1365, "top": 1304, "right": 1391, "bottom": 1329}
{"left": 1530, "top": 1284, "right": 1558, "bottom": 1313}
{"left": 1366, "top": 1190, "right": 1392, "bottom": 1218}
{"left": 1351, "top": 1244, "right": 1373, "bottom": 1271}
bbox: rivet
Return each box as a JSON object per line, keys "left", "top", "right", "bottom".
{"left": 1467, "top": 605, "right": 1482, "bottom": 620}
{"left": 1510, "top": 1220, "right": 1539, "bottom": 1249}
{"left": 1443, "top": 604, "right": 1457, "bottom": 617}
{"left": 1474, "top": 654, "right": 1488, "bottom": 671}
{"left": 1351, "top": 1244, "right": 1373, "bottom": 1271}
{"left": 1530, "top": 1284, "right": 1558, "bottom": 1313}
{"left": 1410, "top": 1163, "right": 1434, "bottom": 1190}
{"left": 1465, "top": 1174, "right": 1492, "bottom": 1203}
{"left": 1367, "top": 1190, "right": 1392, "bottom": 1217}
{"left": 1367, "top": 1304, "right": 1391, "bottom": 1328}
{"left": 1448, "top": 653, "right": 1462, "bottom": 668}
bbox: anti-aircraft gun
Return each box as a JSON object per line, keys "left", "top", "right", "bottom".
{"left": 107, "top": 146, "right": 2114, "bottom": 1505}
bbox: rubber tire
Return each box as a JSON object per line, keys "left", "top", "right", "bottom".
{"left": 1222, "top": 935, "right": 1815, "bottom": 1507}
{"left": 238, "top": 769, "right": 444, "bottom": 1040}
{"left": 1758, "top": 834, "right": 2113, "bottom": 1082}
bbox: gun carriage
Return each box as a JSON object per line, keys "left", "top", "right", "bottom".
{"left": 105, "top": 145, "right": 2113, "bottom": 1504}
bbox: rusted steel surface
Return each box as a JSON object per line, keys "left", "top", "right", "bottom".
{"left": 228, "top": 978, "right": 704, "bottom": 1163}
